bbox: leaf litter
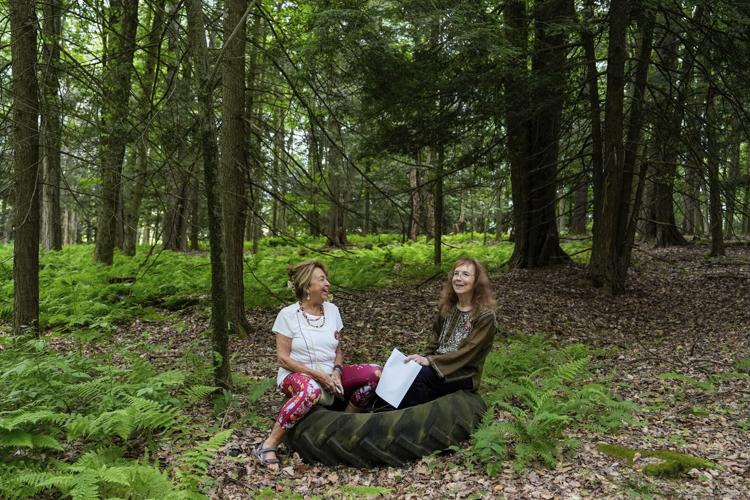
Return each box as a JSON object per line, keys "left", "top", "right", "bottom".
{"left": 67, "top": 244, "right": 750, "bottom": 498}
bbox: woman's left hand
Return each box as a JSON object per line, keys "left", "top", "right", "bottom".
{"left": 405, "top": 354, "right": 430, "bottom": 366}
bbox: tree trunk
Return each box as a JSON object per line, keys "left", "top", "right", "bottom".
{"left": 506, "top": 0, "right": 571, "bottom": 268}
{"left": 362, "top": 163, "right": 371, "bottom": 235}
{"left": 305, "top": 118, "right": 323, "bottom": 238}
{"left": 186, "top": 0, "right": 230, "bottom": 388}
{"left": 162, "top": 5, "right": 190, "bottom": 253}
{"left": 571, "top": 170, "right": 588, "bottom": 234}
{"left": 222, "top": 0, "right": 251, "bottom": 336}
{"left": 495, "top": 177, "right": 505, "bottom": 239}
{"left": 189, "top": 172, "right": 201, "bottom": 251}
{"left": 326, "top": 121, "right": 348, "bottom": 247}
{"left": 40, "top": 0, "right": 62, "bottom": 251}
{"left": 650, "top": 12, "right": 700, "bottom": 247}
{"left": 123, "top": 0, "right": 164, "bottom": 256}
{"left": 246, "top": 8, "right": 265, "bottom": 253}
{"left": 581, "top": 0, "right": 604, "bottom": 233}
{"left": 94, "top": 0, "right": 139, "bottom": 265}
{"left": 271, "top": 107, "right": 287, "bottom": 234}
{"left": 409, "top": 151, "right": 422, "bottom": 241}
{"left": 591, "top": 1, "right": 655, "bottom": 293}
{"left": 724, "top": 129, "right": 740, "bottom": 238}
{"left": 10, "top": 0, "right": 40, "bottom": 335}
{"left": 705, "top": 83, "right": 724, "bottom": 257}
{"left": 432, "top": 146, "right": 443, "bottom": 265}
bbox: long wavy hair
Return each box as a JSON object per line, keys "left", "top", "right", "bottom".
{"left": 438, "top": 257, "right": 495, "bottom": 318}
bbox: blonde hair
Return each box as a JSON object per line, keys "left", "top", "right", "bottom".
{"left": 288, "top": 260, "right": 329, "bottom": 300}
{"left": 438, "top": 257, "right": 495, "bottom": 318}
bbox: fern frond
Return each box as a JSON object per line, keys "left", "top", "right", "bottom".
{"left": 71, "top": 446, "right": 125, "bottom": 469}
{"left": 0, "top": 409, "right": 67, "bottom": 431}
{"left": 182, "top": 385, "right": 219, "bottom": 404}
{"left": 67, "top": 398, "right": 182, "bottom": 440}
{"left": 175, "top": 429, "right": 233, "bottom": 491}
{"left": 555, "top": 356, "right": 590, "bottom": 383}
{"left": 0, "top": 429, "right": 63, "bottom": 451}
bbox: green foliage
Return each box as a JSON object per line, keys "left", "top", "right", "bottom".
{"left": 734, "top": 357, "right": 750, "bottom": 373}
{"left": 470, "top": 335, "right": 637, "bottom": 474}
{"left": 0, "top": 238, "right": 587, "bottom": 331}
{"left": 597, "top": 444, "right": 718, "bottom": 478}
{"left": 0, "top": 335, "right": 233, "bottom": 499}
{"left": 175, "top": 429, "right": 233, "bottom": 493}
{"left": 658, "top": 372, "right": 716, "bottom": 394}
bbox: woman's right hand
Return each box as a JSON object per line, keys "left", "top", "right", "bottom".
{"left": 405, "top": 354, "right": 430, "bottom": 366}
{"left": 313, "top": 371, "right": 338, "bottom": 393}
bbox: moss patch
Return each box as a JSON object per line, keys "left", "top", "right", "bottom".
{"left": 597, "top": 444, "right": 719, "bottom": 478}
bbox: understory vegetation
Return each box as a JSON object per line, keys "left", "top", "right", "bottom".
{"left": 471, "top": 335, "right": 637, "bottom": 474}
{"left": 3, "top": 238, "right": 734, "bottom": 497}
{"left": 0, "top": 235, "right": 589, "bottom": 332}
{"left": 0, "top": 335, "right": 265, "bottom": 498}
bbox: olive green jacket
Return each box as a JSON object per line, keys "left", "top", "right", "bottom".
{"left": 424, "top": 308, "right": 498, "bottom": 389}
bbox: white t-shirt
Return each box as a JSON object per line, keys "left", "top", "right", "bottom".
{"left": 272, "top": 301, "right": 344, "bottom": 386}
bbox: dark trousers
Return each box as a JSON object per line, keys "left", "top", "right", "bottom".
{"left": 399, "top": 365, "right": 473, "bottom": 408}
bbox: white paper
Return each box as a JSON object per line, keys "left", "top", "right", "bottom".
{"left": 375, "top": 348, "right": 422, "bottom": 408}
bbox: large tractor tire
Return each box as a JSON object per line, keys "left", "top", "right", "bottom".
{"left": 285, "top": 390, "right": 486, "bottom": 467}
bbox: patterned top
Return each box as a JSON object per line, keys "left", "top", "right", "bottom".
{"left": 435, "top": 309, "right": 473, "bottom": 354}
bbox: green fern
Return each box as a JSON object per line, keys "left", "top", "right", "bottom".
{"left": 67, "top": 397, "right": 183, "bottom": 440}
{"left": 471, "top": 334, "right": 637, "bottom": 474}
{"left": 182, "top": 384, "right": 220, "bottom": 404}
{"left": 175, "top": 429, "right": 233, "bottom": 493}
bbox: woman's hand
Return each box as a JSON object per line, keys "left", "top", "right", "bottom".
{"left": 405, "top": 354, "right": 430, "bottom": 366}
{"left": 331, "top": 370, "right": 344, "bottom": 396}
{"left": 313, "top": 371, "right": 338, "bottom": 393}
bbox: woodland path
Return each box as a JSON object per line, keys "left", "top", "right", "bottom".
{"left": 153, "top": 244, "right": 750, "bottom": 498}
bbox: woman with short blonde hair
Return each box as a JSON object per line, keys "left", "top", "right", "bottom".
{"left": 253, "top": 260, "right": 382, "bottom": 471}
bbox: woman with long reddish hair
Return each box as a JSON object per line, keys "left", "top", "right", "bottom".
{"left": 402, "top": 257, "right": 497, "bottom": 407}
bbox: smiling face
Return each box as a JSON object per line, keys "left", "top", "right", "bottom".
{"left": 451, "top": 262, "right": 476, "bottom": 298}
{"left": 306, "top": 266, "right": 330, "bottom": 303}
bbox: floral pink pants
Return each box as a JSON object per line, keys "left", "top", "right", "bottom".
{"left": 276, "top": 364, "right": 381, "bottom": 429}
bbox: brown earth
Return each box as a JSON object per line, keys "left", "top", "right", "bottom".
{"left": 129, "top": 244, "right": 750, "bottom": 498}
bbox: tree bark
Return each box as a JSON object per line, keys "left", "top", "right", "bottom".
{"left": 186, "top": 0, "right": 230, "bottom": 388}
{"left": 10, "top": 0, "right": 40, "bottom": 335}
{"left": 189, "top": 172, "right": 201, "bottom": 251}
{"left": 94, "top": 0, "right": 139, "bottom": 265}
{"left": 123, "top": 0, "right": 164, "bottom": 256}
{"left": 432, "top": 146, "right": 443, "bottom": 265}
{"left": 246, "top": 10, "right": 266, "bottom": 252}
{"left": 705, "top": 83, "right": 724, "bottom": 257}
{"left": 581, "top": 0, "right": 604, "bottom": 233}
{"left": 506, "top": 0, "right": 571, "bottom": 268}
{"left": 650, "top": 10, "right": 703, "bottom": 247}
{"left": 724, "top": 127, "right": 740, "bottom": 238}
{"left": 162, "top": 4, "right": 190, "bottom": 253}
{"left": 40, "top": 0, "right": 62, "bottom": 251}
{"left": 271, "top": 107, "right": 287, "bottom": 234}
{"left": 571, "top": 177, "right": 588, "bottom": 234}
{"left": 409, "top": 151, "right": 422, "bottom": 241}
{"left": 325, "top": 120, "right": 348, "bottom": 248}
{"left": 222, "top": 0, "right": 251, "bottom": 336}
{"left": 590, "top": 0, "right": 655, "bottom": 293}
{"left": 494, "top": 177, "right": 505, "bottom": 239}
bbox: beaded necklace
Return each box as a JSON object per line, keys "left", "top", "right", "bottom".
{"left": 300, "top": 302, "right": 326, "bottom": 328}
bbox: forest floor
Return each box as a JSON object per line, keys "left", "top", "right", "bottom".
{"left": 131, "top": 244, "right": 749, "bottom": 498}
